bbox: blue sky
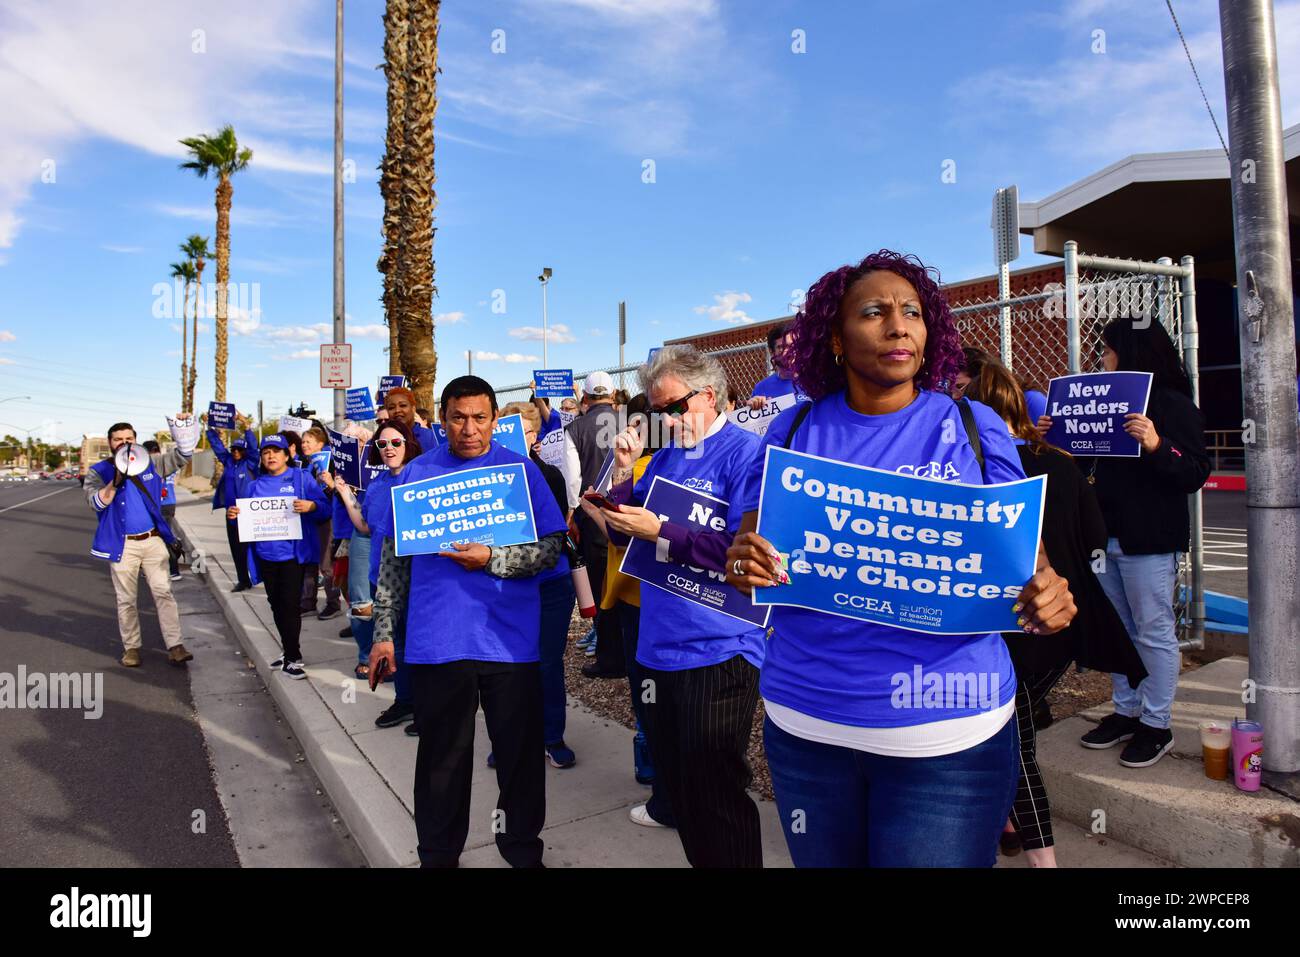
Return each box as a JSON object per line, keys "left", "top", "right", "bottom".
{"left": 1, "top": 0, "right": 1297, "bottom": 444}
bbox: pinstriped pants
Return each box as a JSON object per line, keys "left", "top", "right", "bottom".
{"left": 641, "top": 655, "right": 762, "bottom": 868}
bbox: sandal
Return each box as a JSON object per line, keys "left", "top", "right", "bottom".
{"left": 354, "top": 663, "right": 370, "bottom": 680}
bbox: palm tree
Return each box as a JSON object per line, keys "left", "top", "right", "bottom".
{"left": 394, "top": 0, "right": 439, "bottom": 406}
{"left": 170, "top": 260, "right": 197, "bottom": 410}
{"left": 178, "top": 126, "right": 252, "bottom": 403}
{"left": 379, "top": 0, "right": 410, "bottom": 375}
{"left": 180, "top": 234, "right": 211, "bottom": 412}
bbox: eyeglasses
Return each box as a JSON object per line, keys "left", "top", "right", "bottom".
{"left": 651, "top": 390, "right": 699, "bottom": 417}
{"left": 374, "top": 438, "right": 405, "bottom": 450}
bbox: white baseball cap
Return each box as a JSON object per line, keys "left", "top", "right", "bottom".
{"left": 584, "top": 370, "right": 614, "bottom": 396}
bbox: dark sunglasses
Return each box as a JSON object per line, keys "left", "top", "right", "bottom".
{"left": 651, "top": 390, "right": 699, "bottom": 417}
{"left": 374, "top": 438, "right": 405, "bottom": 450}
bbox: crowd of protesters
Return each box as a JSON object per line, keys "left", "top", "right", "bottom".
{"left": 91, "top": 247, "right": 1209, "bottom": 870}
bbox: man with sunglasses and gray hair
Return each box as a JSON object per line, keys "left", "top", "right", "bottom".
{"left": 586, "top": 345, "right": 766, "bottom": 867}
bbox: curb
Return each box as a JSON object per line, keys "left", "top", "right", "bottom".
{"left": 174, "top": 493, "right": 418, "bottom": 867}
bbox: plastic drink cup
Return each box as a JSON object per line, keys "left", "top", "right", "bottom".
{"left": 1198, "top": 721, "right": 1230, "bottom": 781}
{"left": 1230, "top": 718, "right": 1264, "bottom": 792}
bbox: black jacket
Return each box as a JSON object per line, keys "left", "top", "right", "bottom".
{"left": 1088, "top": 386, "right": 1210, "bottom": 555}
{"left": 1003, "top": 445, "right": 1147, "bottom": 689}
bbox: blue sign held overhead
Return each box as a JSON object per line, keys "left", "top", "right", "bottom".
{"left": 754, "top": 446, "right": 1045, "bottom": 635}
{"left": 308, "top": 450, "right": 332, "bottom": 479}
{"left": 391, "top": 462, "right": 538, "bottom": 556}
{"left": 207, "top": 401, "right": 237, "bottom": 430}
{"left": 325, "top": 429, "right": 382, "bottom": 489}
{"left": 377, "top": 375, "right": 407, "bottom": 405}
{"left": 620, "top": 477, "right": 770, "bottom": 627}
{"left": 1043, "top": 371, "right": 1152, "bottom": 457}
{"left": 647, "top": 347, "right": 661, "bottom": 364}
{"left": 533, "top": 369, "right": 574, "bottom": 398}
{"left": 345, "top": 387, "right": 377, "bottom": 421}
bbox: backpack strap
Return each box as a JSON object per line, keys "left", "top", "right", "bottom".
{"left": 782, "top": 401, "right": 814, "bottom": 450}
{"left": 956, "top": 397, "right": 986, "bottom": 481}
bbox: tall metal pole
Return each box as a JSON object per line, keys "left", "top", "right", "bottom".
{"left": 467, "top": 350, "right": 473, "bottom": 376}
{"left": 618, "top": 300, "right": 626, "bottom": 392}
{"left": 1220, "top": 0, "right": 1299, "bottom": 775}
{"left": 541, "top": 278, "right": 550, "bottom": 368}
{"left": 332, "top": 0, "right": 346, "bottom": 429}
{"left": 1063, "top": 240, "right": 1082, "bottom": 373}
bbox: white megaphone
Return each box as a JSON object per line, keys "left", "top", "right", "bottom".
{"left": 114, "top": 443, "right": 151, "bottom": 477}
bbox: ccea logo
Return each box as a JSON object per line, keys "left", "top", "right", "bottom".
{"left": 50, "top": 887, "right": 151, "bottom": 937}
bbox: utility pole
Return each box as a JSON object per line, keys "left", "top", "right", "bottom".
{"left": 332, "top": 0, "right": 346, "bottom": 429}
{"left": 467, "top": 350, "right": 473, "bottom": 376}
{"left": 538, "top": 267, "right": 553, "bottom": 367}
{"left": 618, "top": 300, "right": 627, "bottom": 393}
{"left": 1220, "top": 0, "right": 1299, "bottom": 778}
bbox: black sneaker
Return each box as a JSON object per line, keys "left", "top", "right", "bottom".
{"left": 1080, "top": 713, "right": 1140, "bottom": 750}
{"left": 281, "top": 660, "right": 308, "bottom": 680}
{"left": 232, "top": 582, "right": 252, "bottom": 593}
{"left": 404, "top": 723, "right": 419, "bottom": 737}
{"left": 270, "top": 655, "right": 285, "bottom": 669}
{"left": 339, "top": 625, "right": 353, "bottom": 638}
{"left": 1119, "top": 724, "right": 1175, "bottom": 768}
{"left": 317, "top": 605, "right": 341, "bottom": 621}
{"left": 375, "top": 702, "right": 415, "bottom": 728}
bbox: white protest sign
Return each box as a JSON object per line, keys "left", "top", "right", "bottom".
{"left": 235, "top": 496, "right": 303, "bottom": 542}
{"left": 278, "top": 415, "right": 313, "bottom": 435}
{"left": 728, "top": 392, "right": 801, "bottom": 437}
{"left": 166, "top": 414, "right": 201, "bottom": 454}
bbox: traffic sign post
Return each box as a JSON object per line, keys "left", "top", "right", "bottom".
{"left": 320, "top": 343, "right": 352, "bottom": 390}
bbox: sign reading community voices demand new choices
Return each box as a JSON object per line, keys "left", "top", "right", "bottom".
{"left": 391, "top": 463, "right": 538, "bottom": 556}
{"left": 755, "top": 447, "right": 1045, "bottom": 635}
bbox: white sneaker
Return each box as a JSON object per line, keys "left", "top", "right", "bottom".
{"left": 629, "top": 804, "right": 667, "bottom": 828}
{"left": 281, "top": 660, "right": 307, "bottom": 680}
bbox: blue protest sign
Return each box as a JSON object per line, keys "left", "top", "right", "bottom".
{"left": 754, "top": 446, "right": 1045, "bottom": 635}
{"left": 345, "top": 387, "right": 376, "bottom": 421}
{"left": 326, "top": 429, "right": 364, "bottom": 489}
{"left": 620, "top": 477, "right": 770, "bottom": 627}
{"left": 207, "top": 401, "right": 237, "bottom": 430}
{"left": 1043, "top": 371, "right": 1153, "bottom": 457}
{"left": 428, "top": 413, "right": 529, "bottom": 457}
{"left": 391, "top": 463, "right": 538, "bottom": 556}
{"left": 377, "top": 375, "right": 407, "bottom": 405}
{"left": 308, "top": 450, "right": 332, "bottom": 479}
{"left": 647, "top": 347, "right": 661, "bottom": 364}
{"left": 593, "top": 449, "right": 615, "bottom": 493}
{"left": 533, "top": 369, "right": 574, "bottom": 398}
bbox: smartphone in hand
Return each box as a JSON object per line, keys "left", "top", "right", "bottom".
{"left": 368, "top": 656, "right": 391, "bottom": 692}
{"left": 582, "top": 492, "right": 622, "bottom": 512}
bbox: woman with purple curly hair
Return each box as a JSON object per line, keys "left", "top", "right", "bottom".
{"left": 725, "top": 249, "right": 1076, "bottom": 868}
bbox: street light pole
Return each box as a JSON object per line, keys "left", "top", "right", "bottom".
{"left": 1220, "top": 0, "right": 1300, "bottom": 777}
{"left": 332, "top": 0, "right": 346, "bottom": 430}
{"left": 538, "top": 267, "right": 552, "bottom": 368}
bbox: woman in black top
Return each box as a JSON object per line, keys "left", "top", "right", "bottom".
{"left": 1038, "top": 320, "right": 1210, "bottom": 770}
{"left": 967, "top": 359, "right": 1146, "bottom": 866}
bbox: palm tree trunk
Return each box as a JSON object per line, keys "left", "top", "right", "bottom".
{"left": 181, "top": 278, "right": 190, "bottom": 410}
{"left": 188, "top": 273, "right": 201, "bottom": 412}
{"left": 396, "top": 0, "right": 439, "bottom": 408}
{"left": 380, "top": 0, "right": 410, "bottom": 376}
{"left": 214, "top": 175, "right": 232, "bottom": 403}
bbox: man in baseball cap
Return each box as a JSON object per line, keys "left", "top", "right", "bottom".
{"left": 583, "top": 370, "right": 614, "bottom": 401}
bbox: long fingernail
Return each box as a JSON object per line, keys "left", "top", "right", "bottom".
{"left": 1016, "top": 616, "right": 1026, "bottom": 628}
{"left": 1011, "top": 602, "right": 1023, "bottom": 613}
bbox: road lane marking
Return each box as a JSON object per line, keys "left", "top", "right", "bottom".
{"left": 0, "top": 485, "right": 75, "bottom": 513}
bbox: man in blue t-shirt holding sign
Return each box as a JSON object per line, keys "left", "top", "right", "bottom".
{"left": 371, "top": 376, "right": 568, "bottom": 869}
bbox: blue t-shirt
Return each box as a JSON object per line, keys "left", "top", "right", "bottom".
{"left": 538, "top": 407, "right": 564, "bottom": 440}
{"left": 633, "top": 419, "right": 767, "bottom": 672}
{"left": 740, "top": 389, "right": 1024, "bottom": 728}
{"left": 363, "top": 469, "right": 402, "bottom": 585}
{"left": 332, "top": 494, "right": 355, "bottom": 540}
{"left": 1024, "top": 388, "right": 1048, "bottom": 424}
{"left": 119, "top": 477, "right": 157, "bottom": 535}
{"left": 402, "top": 442, "right": 568, "bottom": 665}
{"left": 752, "top": 373, "right": 799, "bottom": 400}
{"left": 246, "top": 468, "right": 318, "bottom": 563}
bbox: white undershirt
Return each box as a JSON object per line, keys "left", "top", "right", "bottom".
{"left": 765, "top": 698, "right": 1015, "bottom": 758}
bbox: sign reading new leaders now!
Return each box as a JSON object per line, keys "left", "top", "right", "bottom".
{"left": 621, "top": 477, "right": 769, "bottom": 627}
{"left": 207, "top": 401, "right": 237, "bottom": 430}
{"left": 754, "top": 447, "right": 1045, "bottom": 635}
{"left": 391, "top": 463, "right": 538, "bottom": 556}
{"left": 1043, "top": 371, "right": 1153, "bottom": 457}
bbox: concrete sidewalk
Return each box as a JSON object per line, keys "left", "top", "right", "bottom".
{"left": 173, "top": 488, "right": 1166, "bottom": 869}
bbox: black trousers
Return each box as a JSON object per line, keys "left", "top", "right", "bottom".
{"left": 255, "top": 557, "right": 305, "bottom": 662}
{"left": 226, "top": 519, "right": 252, "bottom": 588}
{"left": 410, "top": 659, "right": 546, "bottom": 868}
{"left": 641, "top": 655, "right": 762, "bottom": 867}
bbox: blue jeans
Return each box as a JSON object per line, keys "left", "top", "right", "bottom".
{"left": 539, "top": 575, "right": 575, "bottom": 745}
{"left": 1095, "top": 538, "right": 1179, "bottom": 729}
{"left": 347, "top": 534, "right": 373, "bottom": 665}
{"left": 764, "top": 715, "right": 1018, "bottom": 867}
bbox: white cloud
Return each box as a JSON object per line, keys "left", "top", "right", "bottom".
{"left": 274, "top": 348, "right": 318, "bottom": 361}
{"left": 0, "top": 330, "right": 15, "bottom": 342}
{"left": 475, "top": 351, "right": 539, "bottom": 363}
{"left": 101, "top": 244, "right": 142, "bottom": 254}
{"left": 0, "top": 356, "right": 14, "bottom": 365}
{"left": 694, "top": 291, "right": 754, "bottom": 325}
{"left": 509, "top": 323, "right": 576, "bottom": 344}
{"left": 589, "top": 328, "right": 604, "bottom": 336}
{"left": 154, "top": 204, "right": 296, "bottom": 229}
{"left": 436, "top": 311, "right": 465, "bottom": 324}
{"left": 348, "top": 324, "right": 389, "bottom": 340}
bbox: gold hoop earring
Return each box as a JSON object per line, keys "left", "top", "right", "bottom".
{"left": 834, "top": 352, "right": 845, "bottom": 367}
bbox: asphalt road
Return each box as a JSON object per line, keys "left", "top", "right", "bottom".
{"left": 0, "top": 479, "right": 362, "bottom": 867}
